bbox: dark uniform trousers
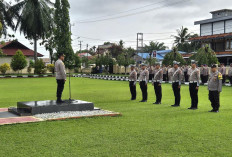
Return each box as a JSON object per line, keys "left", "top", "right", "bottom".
{"left": 129, "top": 81, "right": 136, "bottom": 99}
{"left": 140, "top": 81, "right": 147, "bottom": 101}
{"left": 154, "top": 82, "right": 162, "bottom": 103}
{"left": 189, "top": 83, "right": 198, "bottom": 108}
{"left": 184, "top": 72, "right": 188, "bottom": 82}
{"left": 172, "top": 82, "right": 181, "bottom": 105}
{"left": 201, "top": 74, "right": 204, "bottom": 84}
{"left": 209, "top": 91, "right": 220, "bottom": 111}
{"left": 149, "top": 74, "right": 154, "bottom": 81}
{"left": 229, "top": 76, "right": 232, "bottom": 84}
{"left": 163, "top": 74, "right": 167, "bottom": 81}
{"left": 57, "top": 79, "right": 65, "bottom": 98}
{"left": 222, "top": 75, "right": 226, "bottom": 84}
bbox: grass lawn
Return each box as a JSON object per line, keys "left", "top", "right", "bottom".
{"left": 0, "top": 78, "right": 232, "bottom": 157}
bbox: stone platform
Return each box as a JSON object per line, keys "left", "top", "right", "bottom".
{"left": 8, "top": 100, "right": 94, "bottom": 116}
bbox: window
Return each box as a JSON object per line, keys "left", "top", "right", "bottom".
{"left": 225, "top": 39, "right": 232, "bottom": 50}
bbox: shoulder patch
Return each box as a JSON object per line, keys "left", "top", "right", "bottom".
{"left": 218, "top": 73, "right": 223, "bottom": 80}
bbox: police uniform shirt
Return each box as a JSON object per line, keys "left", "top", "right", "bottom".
{"left": 203, "top": 67, "right": 209, "bottom": 76}
{"left": 200, "top": 67, "right": 204, "bottom": 75}
{"left": 208, "top": 71, "right": 223, "bottom": 92}
{"left": 172, "top": 68, "right": 182, "bottom": 85}
{"left": 139, "top": 69, "right": 149, "bottom": 84}
{"left": 162, "top": 67, "right": 167, "bottom": 74}
{"left": 129, "top": 70, "right": 137, "bottom": 81}
{"left": 188, "top": 68, "right": 200, "bottom": 86}
{"left": 228, "top": 67, "right": 232, "bottom": 77}
{"left": 55, "top": 59, "right": 66, "bottom": 80}
{"left": 153, "top": 68, "right": 163, "bottom": 83}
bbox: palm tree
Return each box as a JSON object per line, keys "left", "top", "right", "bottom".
{"left": 173, "top": 26, "right": 191, "bottom": 46}
{"left": 9, "top": 0, "right": 53, "bottom": 61}
{"left": 0, "top": 1, "right": 15, "bottom": 37}
{"left": 144, "top": 41, "right": 168, "bottom": 53}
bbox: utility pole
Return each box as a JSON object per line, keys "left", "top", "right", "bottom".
{"left": 137, "top": 33, "right": 144, "bottom": 63}
{"left": 86, "top": 44, "right": 89, "bottom": 67}
{"left": 78, "top": 41, "right": 83, "bottom": 52}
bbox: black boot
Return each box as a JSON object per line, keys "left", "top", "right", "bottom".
{"left": 56, "top": 97, "right": 65, "bottom": 104}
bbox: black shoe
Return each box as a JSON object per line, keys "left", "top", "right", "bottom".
{"left": 131, "top": 98, "right": 136, "bottom": 101}
{"left": 56, "top": 99, "right": 65, "bottom": 104}
{"left": 171, "top": 104, "right": 180, "bottom": 107}
{"left": 140, "top": 100, "right": 147, "bottom": 102}
{"left": 188, "top": 107, "right": 198, "bottom": 110}
{"left": 213, "top": 110, "right": 219, "bottom": 113}
{"left": 208, "top": 109, "right": 215, "bottom": 112}
{"left": 153, "top": 102, "right": 161, "bottom": 104}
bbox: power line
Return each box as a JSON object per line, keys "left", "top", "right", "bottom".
{"left": 76, "top": 0, "right": 170, "bottom": 22}
{"left": 76, "top": 0, "right": 190, "bottom": 24}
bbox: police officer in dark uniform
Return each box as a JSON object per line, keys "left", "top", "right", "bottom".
{"left": 188, "top": 60, "right": 200, "bottom": 110}
{"left": 171, "top": 61, "right": 182, "bottom": 107}
{"left": 152, "top": 62, "right": 163, "bottom": 104}
{"left": 208, "top": 64, "right": 223, "bottom": 113}
{"left": 129, "top": 65, "right": 137, "bottom": 100}
{"left": 139, "top": 64, "right": 149, "bottom": 102}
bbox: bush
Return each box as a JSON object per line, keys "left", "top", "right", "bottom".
{"left": 27, "top": 60, "right": 34, "bottom": 74}
{"left": 162, "top": 47, "right": 186, "bottom": 66}
{"left": 10, "top": 50, "right": 27, "bottom": 73}
{"left": 189, "top": 45, "right": 218, "bottom": 65}
{"left": 47, "top": 64, "right": 55, "bottom": 73}
{"left": 34, "top": 59, "right": 46, "bottom": 74}
{"left": 0, "top": 63, "right": 10, "bottom": 75}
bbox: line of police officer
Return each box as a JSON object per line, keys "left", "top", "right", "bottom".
{"left": 128, "top": 60, "right": 223, "bottom": 113}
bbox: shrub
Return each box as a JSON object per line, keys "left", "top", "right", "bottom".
{"left": 0, "top": 63, "right": 10, "bottom": 75}
{"left": 34, "top": 59, "right": 46, "bottom": 74}
{"left": 27, "top": 60, "right": 34, "bottom": 74}
{"left": 162, "top": 47, "right": 186, "bottom": 66}
{"left": 10, "top": 50, "right": 27, "bottom": 73}
{"left": 47, "top": 64, "right": 55, "bottom": 73}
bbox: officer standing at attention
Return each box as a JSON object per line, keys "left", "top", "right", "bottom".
{"left": 171, "top": 61, "right": 182, "bottom": 107}
{"left": 162, "top": 64, "right": 167, "bottom": 82}
{"left": 188, "top": 60, "right": 200, "bottom": 110}
{"left": 55, "top": 53, "right": 66, "bottom": 103}
{"left": 129, "top": 65, "right": 137, "bottom": 100}
{"left": 139, "top": 64, "right": 149, "bottom": 102}
{"left": 208, "top": 64, "right": 223, "bottom": 113}
{"left": 152, "top": 62, "right": 163, "bottom": 104}
{"left": 228, "top": 63, "right": 232, "bottom": 85}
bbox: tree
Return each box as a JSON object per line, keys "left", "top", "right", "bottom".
{"left": 74, "top": 55, "right": 81, "bottom": 72}
{"left": 173, "top": 26, "right": 190, "bottom": 46}
{"left": 54, "top": 0, "right": 74, "bottom": 69}
{"left": 34, "top": 59, "right": 46, "bottom": 74}
{"left": 189, "top": 45, "right": 218, "bottom": 66}
{"left": 0, "top": 1, "right": 15, "bottom": 37}
{"left": 10, "top": 50, "right": 27, "bottom": 73}
{"left": 0, "top": 63, "right": 10, "bottom": 75}
{"left": 162, "top": 47, "right": 186, "bottom": 66}
{"left": 117, "top": 52, "right": 135, "bottom": 75}
{"left": 143, "top": 41, "right": 168, "bottom": 53}
{"left": 10, "top": 0, "right": 53, "bottom": 61}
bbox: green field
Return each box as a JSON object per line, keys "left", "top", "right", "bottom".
{"left": 0, "top": 78, "right": 232, "bottom": 157}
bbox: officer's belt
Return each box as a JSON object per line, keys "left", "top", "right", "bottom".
{"left": 153, "top": 80, "right": 161, "bottom": 82}
{"left": 172, "top": 80, "right": 179, "bottom": 83}
{"left": 189, "top": 81, "right": 197, "bottom": 83}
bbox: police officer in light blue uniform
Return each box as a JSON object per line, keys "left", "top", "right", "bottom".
{"left": 208, "top": 64, "right": 223, "bottom": 113}
{"left": 171, "top": 61, "right": 182, "bottom": 107}
{"left": 188, "top": 60, "right": 200, "bottom": 110}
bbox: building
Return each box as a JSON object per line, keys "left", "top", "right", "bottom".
{"left": 137, "top": 50, "right": 188, "bottom": 62}
{"left": 97, "top": 43, "right": 114, "bottom": 55}
{"left": 190, "top": 9, "right": 232, "bottom": 65}
{"left": 78, "top": 52, "right": 93, "bottom": 59}
{"left": 0, "top": 40, "right": 43, "bottom": 73}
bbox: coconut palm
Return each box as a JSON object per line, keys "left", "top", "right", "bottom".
{"left": 173, "top": 26, "right": 191, "bottom": 46}
{"left": 9, "top": 0, "right": 53, "bottom": 61}
{"left": 0, "top": 1, "right": 15, "bottom": 37}
{"left": 144, "top": 41, "right": 168, "bottom": 53}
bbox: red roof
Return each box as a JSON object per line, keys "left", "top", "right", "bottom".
{"left": 0, "top": 40, "right": 43, "bottom": 57}
{"left": 190, "top": 33, "right": 232, "bottom": 41}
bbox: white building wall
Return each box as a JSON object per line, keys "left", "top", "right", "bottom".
{"left": 0, "top": 57, "right": 33, "bottom": 74}
{"left": 213, "top": 21, "right": 225, "bottom": 34}
{"left": 201, "top": 23, "right": 212, "bottom": 36}
{"left": 225, "top": 20, "right": 232, "bottom": 33}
